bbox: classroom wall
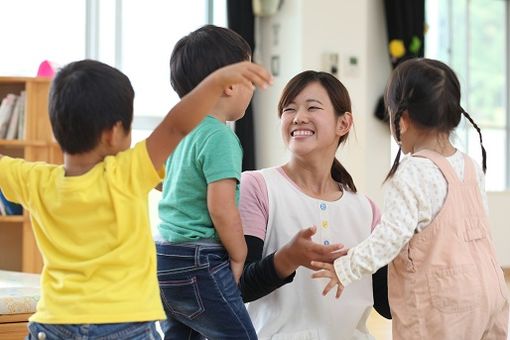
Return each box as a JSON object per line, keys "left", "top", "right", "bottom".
{"left": 488, "top": 192, "right": 510, "bottom": 267}
{"left": 250, "top": 0, "right": 510, "bottom": 266}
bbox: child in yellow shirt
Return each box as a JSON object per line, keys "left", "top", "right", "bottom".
{"left": 0, "top": 59, "right": 270, "bottom": 339}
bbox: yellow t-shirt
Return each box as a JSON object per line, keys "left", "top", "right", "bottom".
{"left": 0, "top": 141, "right": 165, "bottom": 324}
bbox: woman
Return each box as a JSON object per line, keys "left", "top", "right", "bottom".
{"left": 238, "top": 71, "right": 390, "bottom": 340}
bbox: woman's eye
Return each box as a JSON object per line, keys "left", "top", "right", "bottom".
{"left": 308, "top": 106, "right": 321, "bottom": 111}
{"left": 282, "top": 108, "right": 295, "bottom": 113}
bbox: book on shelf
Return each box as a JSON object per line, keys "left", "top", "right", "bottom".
{"left": 6, "top": 91, "right": 25, "bottom": 139}
{"left": 0, "top": 94, "right": 18, "bottom": 138}
{"left": 0, "top": 190, "right": 22, "bottom": 215}
{"left": 0, "top": 92, "right": 26, "bottom": 140}
{"left": 0, "top": 197, "right": 6, "bottom": 216}
{"left": 17, "top": 91, "right": 26, "bottom": 139}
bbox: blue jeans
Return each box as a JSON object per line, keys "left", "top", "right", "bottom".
{"left": 156, "top": 242, "right": 257, "bottom": 340}
{"left": 26, "top": 321, "right": 160, "bottom": 339}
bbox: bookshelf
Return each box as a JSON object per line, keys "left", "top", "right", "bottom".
{"left": 0, "top": 77, "right": 62, "bottom": 273}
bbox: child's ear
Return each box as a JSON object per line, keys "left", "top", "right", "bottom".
{"left": 400, "top": 111, "right": 410, "bottom": 134}
{"left": 100, "top": 121, "right": 124, "bottom": 147}
{"left": 336, "top": 112, "right": 353, "bottom": 137}
{"left": 223, "top": 85, "right": 235, "bottom": 97}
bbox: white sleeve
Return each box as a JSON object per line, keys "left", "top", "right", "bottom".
{"left": 334, "top": 159, "right": 425, "bottom": 286}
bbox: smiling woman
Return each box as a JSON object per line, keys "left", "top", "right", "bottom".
{"left": 238, "top": 71, "right": 390, "bottom": 340}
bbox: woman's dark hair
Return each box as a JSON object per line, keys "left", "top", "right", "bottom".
{"left": 170, "top": 25, "right": 252, "bottom": 98}
{"left": 278, "top": 71, "right": 356, "bottom": 192}
{"left": 49, "top": 59, "right": 134, "bottom": 154}
{"left": 384, "top": 58, "right": 486, "bottom": 180}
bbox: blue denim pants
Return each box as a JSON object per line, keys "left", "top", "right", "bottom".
{"left": 26, "top": 321, "right": 160, "bottom": 339}
{"left": 156, "top": 241, "right": 257, "bottom": 340}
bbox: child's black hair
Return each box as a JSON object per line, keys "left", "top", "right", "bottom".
{"left": 49, "top": 59, "right": 134, "bottom": 154}
{"left": 278, "top": 70, "right": 357, "bottom": 192}
{"left": 170, "top": 25, "right": 251, "bottom": 98}
{"left": 384, "top": 58, "right": 486, "bottom": 180}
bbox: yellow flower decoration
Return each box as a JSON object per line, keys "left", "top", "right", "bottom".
{"left": 389, "top": 39, "right": 406, "bottom": 59}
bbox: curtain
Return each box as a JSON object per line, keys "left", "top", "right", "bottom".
{"left": 374, "top": 0, "right": 425, "bottom": 121}
{"left": 227, "top": 0, "right": 257, "bottom": 171}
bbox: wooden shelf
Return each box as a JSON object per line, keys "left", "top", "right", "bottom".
{"left": 0, "top": 76, "right": 51, "bottom": 84}
{"left": 0, "top": 140, "right": 47, "bottom": 147}
{"left": 0, "top": 76, "right": 58, "bottom": 273}
{"left": 0, "top": 215, "right": 25, "bottom": 223}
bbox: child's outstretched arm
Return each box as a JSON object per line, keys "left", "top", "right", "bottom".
{"left": 311, "top": 172, "right": 422, "bottom": 297}
{"left": 208, "top": 179, "right": 246, "bottom": 283}
{"left": 146, "top": 61, "right": 271, "bottom": 169}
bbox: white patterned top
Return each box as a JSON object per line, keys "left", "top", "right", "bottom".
{"left": 334, "top": 150, "right": 487, "bottom": 286}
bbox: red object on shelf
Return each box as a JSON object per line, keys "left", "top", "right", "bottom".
{"left": 36, "top": 60, "right": 58, "bottom": 78}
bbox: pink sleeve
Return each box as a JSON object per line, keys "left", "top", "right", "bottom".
{"left": 239, "top": 171, "right": 269, "bottom": 241}
{"left": 366, "top": 196, "right": 382, "bottom": 233}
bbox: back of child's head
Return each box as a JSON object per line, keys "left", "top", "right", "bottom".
{"left": 170, "top": 25, "right": 251, "bottom": 98}
{"left": 49, "top": 59, "right": 134, "bottom": 154}
{"left": 385, "top": 58, "right": 486, "bottom": 179}
{"left": 278, "top": 70, "right": 357, "bottom": 192}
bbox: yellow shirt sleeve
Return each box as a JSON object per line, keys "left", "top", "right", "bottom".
{"left": 0, "top": 156, "right": 38, "bottom": 205}
{"left": 105, "top": 140, "right": 165, "bottom": 196}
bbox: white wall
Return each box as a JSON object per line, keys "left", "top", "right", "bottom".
{"left": 251, "top": 0, "right": 510, "bottom": 266}
{"left": 488, "top": 192, "right": 510, "bottom": 267}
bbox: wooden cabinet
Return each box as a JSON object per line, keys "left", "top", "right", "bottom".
{"left": 0, "top": 77, "right": 62, "bottom": 273}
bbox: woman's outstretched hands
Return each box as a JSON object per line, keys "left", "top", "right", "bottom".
{"left": 311, "top": 260, "right": 344, "bottom": 299}
{"left": 274, "top": 225, "right": 347, "bottom": 278}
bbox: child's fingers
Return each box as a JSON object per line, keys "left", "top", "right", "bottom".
{"left": 246, "top": 62, "right": 272, "bottom": 81}
{"left": 310, "top": 260, "right": 333, "bottom": 271}
{"left": 245, "top": 65, "right": 272, "bottom": 88}
{"left": 311, "top": 270, "right": 330, "bottom": 279}
{"left": 335, "top": 284, "right": 343, "bottom": 299}
{"left": 322, "top": 279, "right": 337, "bottom": 296}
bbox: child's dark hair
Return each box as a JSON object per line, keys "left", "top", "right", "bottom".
{"left": 170, "top": 25, "right": 251, "bottom": 98}
{"left": 384, "top": 58, "right": 486, "bottom": 180}
{"left": 49, "top": 59, "right": 134, "bottom": 154}
{"left": 278, "top": 71, "right": 357, "bottom": 192}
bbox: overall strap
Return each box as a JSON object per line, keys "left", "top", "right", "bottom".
{"left": 462, "top": 153, "right": 477, "bottom": 183}
{"left": 412, "top": 149, "right": 460, "bottom": 185}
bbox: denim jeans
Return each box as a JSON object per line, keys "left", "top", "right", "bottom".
{"left": 26, "top": 321, "right": 160, "bottom": 339}
{"left": 156, "top": 241, "right": 257, "bottom": 340}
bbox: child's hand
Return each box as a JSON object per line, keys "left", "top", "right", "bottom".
{"left": 231, "top": 259, "right": 244, "bottom": 284}
{"left": 311, "top": 260, "right": 344, "bottom": 299}
{"left": 210, "top": 61, "right": 272, "bottom": 91}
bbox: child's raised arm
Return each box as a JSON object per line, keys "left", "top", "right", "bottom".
{"left": 146, "top": 61, "right": 271, "bottom": 169}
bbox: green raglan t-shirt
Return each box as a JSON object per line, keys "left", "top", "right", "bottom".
{"left": 158, "top": 116, "right": 242, "bottom": 242}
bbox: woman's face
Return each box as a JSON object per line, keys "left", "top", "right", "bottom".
{"left": 280, "top": 82, "right": 349, "bottom": 157}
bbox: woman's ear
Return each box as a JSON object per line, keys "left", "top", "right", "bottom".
{"left": 336, "top": 112, "right": 353, "bottom": 137}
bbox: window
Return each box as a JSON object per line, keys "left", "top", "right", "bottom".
{"left": 426, "top": 0, "right": 508, "bottom": 191}
{"left": 0, "top": 0, "right": 86, "bottom": 76}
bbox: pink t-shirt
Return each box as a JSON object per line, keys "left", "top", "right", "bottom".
{"left": 239, "top": 167, "right": 381, "bottom": 240}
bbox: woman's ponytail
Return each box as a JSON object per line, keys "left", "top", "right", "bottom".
{"left": 331, "top": 158, "right": 357, "bottom": 192}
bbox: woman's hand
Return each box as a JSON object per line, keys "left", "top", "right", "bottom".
{"left": 273, "top": 225, "right": 347, "bottom": 278}
{"left": 311, "top": 261, "right": 344, "bottom": 299}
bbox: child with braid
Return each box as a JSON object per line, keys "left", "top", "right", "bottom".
{"left": 312, "top": 58, "right": 509, "bottom": 339}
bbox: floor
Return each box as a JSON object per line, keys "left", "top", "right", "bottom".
{"left": 366, "top": 270, "right": 510, "bottom": 339}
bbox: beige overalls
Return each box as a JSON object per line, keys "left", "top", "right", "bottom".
{"left": 388, "top": 150, "right": 509, "bottom": 339}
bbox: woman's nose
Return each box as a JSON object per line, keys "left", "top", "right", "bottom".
{"left": 292, "top": 109, "right": 308, "bottom": 124}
